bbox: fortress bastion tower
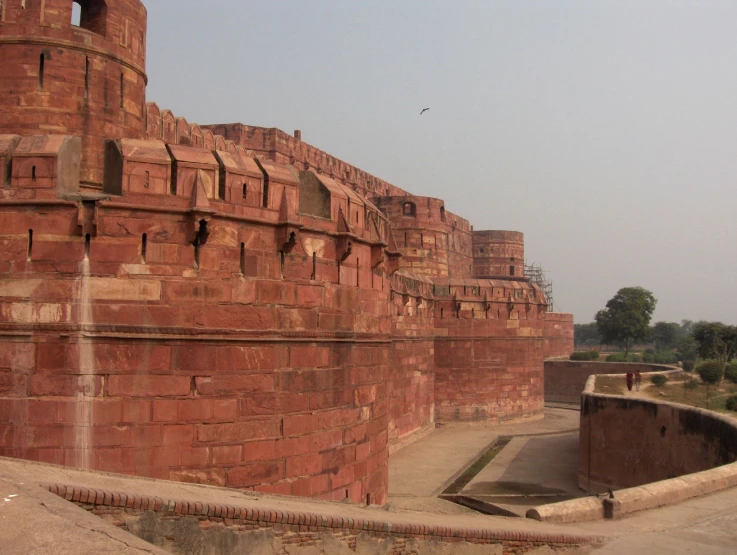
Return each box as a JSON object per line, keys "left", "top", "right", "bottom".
{"left": 0, "top": 0, "right": 147, "bottom": 187}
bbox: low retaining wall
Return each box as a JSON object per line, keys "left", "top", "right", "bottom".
{"left": 530, "top": 372, "right": 737, "bottom": 522}
{"left": 544, "top": 361, "right": 677, "bottom": 404}
{"left": 579, "top": 372, "right": 736, "bottom": 493}
{"left": 44, "top": 482, "right": 603, "bottom": 554}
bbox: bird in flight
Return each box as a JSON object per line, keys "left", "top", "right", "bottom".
{"left": 420, "top": 108, "right": 430, "bottom": 115}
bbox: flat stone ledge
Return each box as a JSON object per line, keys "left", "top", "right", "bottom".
{"left": 526, "top": 497, "right": 605, "bottom": 523}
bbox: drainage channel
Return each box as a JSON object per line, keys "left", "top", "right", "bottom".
{"left": 438, "top": 436, "right": 519, "bottom": 517}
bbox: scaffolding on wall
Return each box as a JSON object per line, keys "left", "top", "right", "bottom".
{"left": 525, "top": 263, "right": 555, "bottom": 312}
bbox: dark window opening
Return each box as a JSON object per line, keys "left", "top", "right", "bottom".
{"left": 72, "top": 1, "right": 108, "bottom": 37}
{"left": 311, "top": 252, "right": 316, "bottom": 280}
{"left": 84, "top": 234, "right": 91, "bottom": 260}
{"left": 480, "top": 248, "right": 484, "bottom": 254}
{"left": 440, "top": 308, "right": 444, "bottom": 319}
{"left": 38, "top": 53, "right": 44, "bottom": 91}
{"left": 510, "top": 265, "right": 515, "bottom": 276}
{"left": 119, "top": 72, "right": 124, "bottom": 108}
{"left": 240, "top": 242, "right": 245, "bottom": 275}
{"left": 31, "top": 166, "right": 36, "bottom": 181}
{"left": 262, "top": 178, "right": 269, "bottom": 208}
{"left": 356, "top": 257, "right": 359, "bottom": 287}
{"left": 402, "top": 202, "right": 416, "bottom": 217}
{"left": 440, "top": 206, "right": 446, "bottom": 222}
{"left": 242, "top": 183, "right": 247, "bottom": 199}
{"left": 141, "top": 233, "right": 147, "bottom": 264}
{"left": 144, "top": 171, "right": 150, "bottom": 188}
{"left": 27, "top": 230, "right": 33, "bottom": 262}
{"left": 84, "top": 56, "right": 89, "bottom": 99}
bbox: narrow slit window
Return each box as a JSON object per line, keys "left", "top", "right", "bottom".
{"left": 311, "top": 252, "right": 316, "bottom": 280}
{"left": 38, "top": 53, "right": 45, "bottom": 91}
{"left": 27, "top": 230, "right": 33, "bottom": 261}
{"left": 119, "top": 72, "right": 124, "bottom": 108}
{"left": 84, "top": 56, "right": 89, "bottom": 98}
{"left": 510, "top": 265, "right": 515, "bottom": 276}
{"left": 262, "top": 177, "right": 269, "bottom": 208}
{"left": 279, "top": 250, "right": 285, "bottom": 278}
{"left": 84, "top": 234, "right": 91, "bottom": 260}
{"left": 31, "top": 166, "right": 36, "bottom": 181}
{"left": 242, "top": 183, "right": 247, "bottom": 200}
{"left": 144, "top": 171, "right": 150, "bottom": 188}
{"left": 240, "top": 242, "right": 245, "bottom": 275}
{"left": 141, "top": 233, "right": 147, "bottom": 264}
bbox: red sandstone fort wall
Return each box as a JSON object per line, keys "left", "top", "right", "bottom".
{"left": 433, "top": 280, "right": 547, "bottom": 423}
{"left": 0, "top": 0, "right": 574, "bottom": 505}
{"left": 543, "top": 312, "right": 574, "bottom": 359}
{"left": 0, "top": 0, "right": 148, "bottom": 186}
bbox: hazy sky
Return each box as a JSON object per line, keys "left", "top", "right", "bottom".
{"left": 144, "top": 1, "right": 737, "bottom": 325}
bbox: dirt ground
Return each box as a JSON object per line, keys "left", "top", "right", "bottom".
{"left": 595, "top": 374, "right": 737, "bottom": 418}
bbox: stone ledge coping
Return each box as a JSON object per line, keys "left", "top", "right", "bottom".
{"left": 530, "top": 372, "right": 737, "bottom": 523}
{"left": 42, "top": 482, "right": 604, "bottom": 547}
{"left": 526, "top": 497, "right": 604, "bottom": 523}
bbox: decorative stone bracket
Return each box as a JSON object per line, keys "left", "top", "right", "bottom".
{"left": 187, "top": 170, "right": 216, "bottom": 245}
{"left": 277, "top": 189, "right": 303, "bottom": 254}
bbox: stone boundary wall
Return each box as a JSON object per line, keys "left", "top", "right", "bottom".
{"left": 529, "top": 372, "right": 737, "bottom": 522}
{"left": 544, "top": 361, "right": 677, "bottom": 404}
{"left": 43, "top": 482, "right": 603, "bottom": 554}
{"left": 542, "top": 313, "right": 574, "bottom": 359}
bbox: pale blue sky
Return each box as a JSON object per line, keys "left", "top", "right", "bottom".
{"left": 144, "top": 1, "right": 737, "bottom": 325}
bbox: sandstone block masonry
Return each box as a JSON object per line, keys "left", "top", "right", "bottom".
{"left": 0, "top": 0, "right": 572, "bottom": 503}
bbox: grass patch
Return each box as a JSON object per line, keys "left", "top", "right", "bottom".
{"left": 594, "top": 375, "right": 737, "bottom": 415}
{"left": 442, "top": 437, "right": 512, "bottom": 495}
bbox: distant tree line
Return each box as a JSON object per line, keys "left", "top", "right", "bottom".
{"left": 574, "top": 286, "right": 737, "bottom": 370}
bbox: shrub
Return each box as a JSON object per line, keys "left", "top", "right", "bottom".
{"left": 605, "top": 352, "right": 642, "bottom": 362}
{"left": 570, "top": 350, "right": 599, "bottom": 361}
{"left": 724, "top": 362, "right": 737, "bottom": 384}
{"left": 726, "top": 396, "right": 737, "bottom": 412}
{"left": 696, "top": 361, "right": 723, "bottom": 385}
{"left": 650, "top": 374, "right": 668, "bottom": 387}
{"left": 682, "top": 360, "right": 695, "bottom": 372}
{"left": 683, "top": 379, "right": 699, "bottom": 390}
{"left": 653, "top": 351, "right": 678, "bottom": 364}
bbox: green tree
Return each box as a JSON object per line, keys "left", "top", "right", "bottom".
{"left": 595, "top": 287, "right": 657, "bottom": 356}
{"left": 574, "top": 322, "right": 600, "bottom": 347}
{"left": 675, "top": 335, "right": 698, "bottom": 362}
{"left": 692, "top": 322, "right": 737, "bottom": 371}
{"left": 651, "top": 321, "right": 680, "bottom": 351}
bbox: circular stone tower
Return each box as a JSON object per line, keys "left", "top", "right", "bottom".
{"left": 0, "top": 0, "right": 147, "bottom": 187}
{"left": 472, "top": 230, "right": 525, "bottom": 279}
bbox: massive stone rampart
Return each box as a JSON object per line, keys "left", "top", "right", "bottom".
{"left": 0, "top": 0, "right": 573, "bottom": 504}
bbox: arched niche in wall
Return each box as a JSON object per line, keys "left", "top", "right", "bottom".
{"left": 402, "top": 201, "right": 416, "bottom": 218}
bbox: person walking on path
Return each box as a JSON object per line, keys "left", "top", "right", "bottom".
{"left": 635, "top": 370, "right": 642, "bottom": 391}
{"left": 626, "top": 371, "right": 634, "bottom": 392}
